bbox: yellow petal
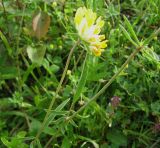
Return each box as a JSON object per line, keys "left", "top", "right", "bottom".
{"left": 99, "top": 35, "right": 105, "bottom": 40}
{"left": 92, "top": 46, "right": 102, "bottom": 56}
{"left": 88, "top": 37, "right": 97, "bottom": 42}
{"left": 96, "top": 16, "right": 104, "bottom": 28}
{"left": 85, "top": 9, "right": 97, "bottom": 27}
{"left": 74, "top": 7, "right": 86, "bottom": 25}
{"left": 94, "top": 27, "right": 101, "bottom": 34}
{"left": 100, "top": 40, "right": 108, "bottom": 48}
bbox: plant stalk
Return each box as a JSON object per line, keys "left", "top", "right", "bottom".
{"left": 34, "top": 39, "right": 80, "bottom": 142}
{"left": 67, "top": 46, "right": 143, "bottom": 121}
{"left": 70, "top": 52, "right": 89, "bottom": 110}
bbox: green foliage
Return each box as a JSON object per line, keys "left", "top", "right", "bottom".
{"left": 27, "top": 45, "right": 46, "bottom": 65}
{"left": 0, "top": 0, "right": 160, "bottom": 147}
{"left": 1, "top": 131, "right": 28, "bottom": 148}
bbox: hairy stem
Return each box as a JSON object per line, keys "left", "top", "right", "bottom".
{"left": 67, "top": 46, "right": 143, "bottom": 121}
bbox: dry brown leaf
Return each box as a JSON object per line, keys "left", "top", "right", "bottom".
{"left": 32, "top": 11, "right": 51, "bottom": 40}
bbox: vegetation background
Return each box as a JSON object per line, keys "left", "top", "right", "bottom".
{"left": 0, "top": 0, "right": 160, "bottom": 147}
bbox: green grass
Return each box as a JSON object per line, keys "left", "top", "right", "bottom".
{"left": 0, "top": 0, "right": 160, "bottom": 147}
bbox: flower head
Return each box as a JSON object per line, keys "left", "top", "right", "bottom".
{"left": 110, "top": 96, "right": 121, "bottom": 108}
{"left": 74, "top": 7, "right": 107, "bottom": 56}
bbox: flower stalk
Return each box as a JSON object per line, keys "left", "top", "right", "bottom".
{"left": 33, "top": 39, "right": 80, "bottom": 142}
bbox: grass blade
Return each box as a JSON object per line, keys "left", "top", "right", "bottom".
{"left": 0, "top": 30, "right": 12, "bottom": 56}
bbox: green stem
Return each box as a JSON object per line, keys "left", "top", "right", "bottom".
{"left": 70, "top": 52, "right": 89, "bottom": 109}
{"left": 34, "top": 39, "right": 80, "bottom": 142}
{"left": 21, "top": 53, "right": 51, "bottom": 96}
{"left": 16, "top": 4, "right": 26, "bottom": 92}
{"left": 67, "top": 46, "right": 143, "bottom": 121}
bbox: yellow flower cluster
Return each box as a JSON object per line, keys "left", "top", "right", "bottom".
{"left": 74, "top": 7, "right": 107, "bottom": 56}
